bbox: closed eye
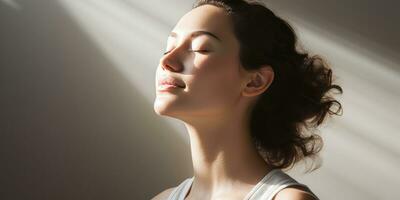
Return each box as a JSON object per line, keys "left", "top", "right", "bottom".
{"left": 191, "top": 50, "right": 210, "bottom": 53}
{"left": 163, "top": 49, "right": 210, "bottom": 55}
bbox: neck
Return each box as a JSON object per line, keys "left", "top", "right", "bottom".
{"left": 182, "top": 108, "right": 272, "bottom": 197}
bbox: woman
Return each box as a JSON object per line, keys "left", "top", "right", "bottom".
{"left": 152, "top": 0, "right": 343, "bottom": 199}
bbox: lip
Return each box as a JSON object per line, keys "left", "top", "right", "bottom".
{"left": 157, "top": 84, "right": 183, "bottom": 92}
{"left": 158, "top": 76, "right": 186, "bottom": 88}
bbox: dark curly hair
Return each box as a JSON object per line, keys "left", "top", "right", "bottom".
{"left": 193, "top": 0, "right": 343, "bottom": 172}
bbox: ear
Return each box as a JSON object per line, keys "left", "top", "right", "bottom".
{"left": 242, "top": 65, "right": 274, "bottom": 97}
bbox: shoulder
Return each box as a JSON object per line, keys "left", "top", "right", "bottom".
{"left": 272, "top": 186, "right": 318, "bottom": 200}
{"left": 151, "top": 187, "right": 177, "bottom": 200}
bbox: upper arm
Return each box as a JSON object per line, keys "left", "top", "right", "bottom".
{"left": 272, "top": 186, "right": 318, "bottom": 200}
{"left": 151, "top": 187, "right": 177, "bottom": 200}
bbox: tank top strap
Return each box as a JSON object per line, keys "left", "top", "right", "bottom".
{"left": 167, "top": 170, "right": 319, "bottom": 200}
{"left": 167, "top": 177, "right": 194, "bottom": 200}
{"left": 245, "top": 169, "right": 320, "bottom": 200}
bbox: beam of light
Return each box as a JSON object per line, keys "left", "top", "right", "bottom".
{"left": 57, "top": 0, "right": 400, "bottom": 199}
{"left": 58, "top": 0, "right": 191, "bottom": 141}
{"left": 1, "top": 0, "right": 21, "bottom": 10}
{"left": 286, "top": 14, "right": 400, "bottom": 200}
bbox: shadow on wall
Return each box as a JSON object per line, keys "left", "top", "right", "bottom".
{"left": 266, "top": 0, "right": 400, "bottom": 72}
{"left": 1, "top": 0, "right": 400, "bottom": 200}
{"left": 266, "top": 1, "right": 400, "bottom": 200}
{"left": 0, "top": 0, "right": 192, "bottom": 199}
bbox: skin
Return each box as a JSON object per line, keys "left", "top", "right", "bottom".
{"left": 153, "top": 4, "right": 315, "bottom": 200}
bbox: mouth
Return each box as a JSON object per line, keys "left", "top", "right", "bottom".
{"left": 159, "top": 83, "right": 185, "bottom": 88}
{"left": 157, "top": 84, "right": 185, "bottom": 92}
{"left": 158, "top": 76, "right": 186, "bottom": 89}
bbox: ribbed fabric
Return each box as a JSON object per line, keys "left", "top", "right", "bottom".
{"left": 167, "top": 168, "right": 320, "bottom": 200}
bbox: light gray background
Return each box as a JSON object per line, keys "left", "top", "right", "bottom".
{"left": 1, "top": 0, "right": 399, "bottom": 199}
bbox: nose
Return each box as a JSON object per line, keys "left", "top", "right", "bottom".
{"left": 159, "top": 48, "right": 184, "bottom": 73}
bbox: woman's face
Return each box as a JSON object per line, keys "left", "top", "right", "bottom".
{"left": 154, "top": 5, "right": 249, "bottom": 119}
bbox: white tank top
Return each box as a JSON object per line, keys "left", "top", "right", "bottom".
{"left": 167, "top": 168, "right": 320, "bottom": 200}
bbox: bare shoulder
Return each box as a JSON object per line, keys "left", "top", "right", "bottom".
{"left": 151, "top": 187, "right": 177, "bottom": 200}
{"left": 272, "top": 186, "right": 318, "bottom": 200}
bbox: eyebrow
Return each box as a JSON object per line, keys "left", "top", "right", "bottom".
{"left": 169, "top": 30, "right": 222, "bottom": 42}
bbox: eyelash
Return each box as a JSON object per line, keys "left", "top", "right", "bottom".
{"left": 163, "top": 49, "right": 210, "bottom": 55}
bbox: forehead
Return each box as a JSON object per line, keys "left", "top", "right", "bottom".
{"left": 172, "top": 5, "right": 235, "bottom": 43}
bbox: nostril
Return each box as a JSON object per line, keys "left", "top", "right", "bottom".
{"left": 160, "top": 57, "right": 183, "bottom": 73}
{"left": 163, "top": 64, "right": 179, "bottom": 73}
{"left": 160, "top": 63, "right": 167, "bottom": 71}
{"left": 162, "top": 64, "right": 170, "bottom": 71}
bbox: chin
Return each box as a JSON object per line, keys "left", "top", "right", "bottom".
{"left": 153, "top": 99, "right": 166, "bottom": 116}
{"left": 154, "top": 99, "right": 176, "bottom": 117}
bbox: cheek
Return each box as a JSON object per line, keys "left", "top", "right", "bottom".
{"left": 187, "top": 56, "right": 242, "bottom": 110}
